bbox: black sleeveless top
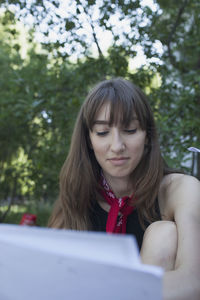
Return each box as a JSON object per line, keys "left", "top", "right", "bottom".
{"left": 90, "top": 201, "right": 151, "bottom": 250}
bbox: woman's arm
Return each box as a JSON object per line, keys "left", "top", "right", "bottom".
{"left": 162, "top": 174, "right": 200, "bottom": 300}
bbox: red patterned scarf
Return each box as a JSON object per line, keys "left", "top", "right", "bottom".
{"left": 100, "top": 175, "right": 135, "bottom": 234}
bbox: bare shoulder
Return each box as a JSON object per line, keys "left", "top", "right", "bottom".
{"left": 160, "top": 173, "right": 199, "bottom": 192}
{"left": 158, "top": 173, "right": 200, "bottom": 220}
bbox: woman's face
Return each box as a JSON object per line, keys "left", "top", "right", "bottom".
{"left": 89, "top": 103, "right": 147, "bottom": 185}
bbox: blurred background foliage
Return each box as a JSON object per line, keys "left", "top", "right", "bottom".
{"left": 0, "top": 0, "right": 199, "bottom": 225}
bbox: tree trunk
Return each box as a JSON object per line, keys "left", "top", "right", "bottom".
{"left": 0, "top": 177, "right": 17, "bottom": 223}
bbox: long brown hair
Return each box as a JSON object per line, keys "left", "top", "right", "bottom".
{"left": 48, "top": 78, "right": 171, "bottom": 229}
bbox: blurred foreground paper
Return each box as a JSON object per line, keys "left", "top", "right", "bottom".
{"left": 0, "top": 224, "right": 163, "bottom": 300}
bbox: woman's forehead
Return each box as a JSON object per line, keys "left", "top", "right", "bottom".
{"left": 92, "top": 102, "right": 137, "bottom": 124}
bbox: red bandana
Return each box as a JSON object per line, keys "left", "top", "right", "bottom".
{"left": 100, "top": 176, "right": 135, "bottom": 234}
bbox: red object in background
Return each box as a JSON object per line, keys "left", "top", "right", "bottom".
{"left": 20, "top": 213, "right": 37, "bottom": 226}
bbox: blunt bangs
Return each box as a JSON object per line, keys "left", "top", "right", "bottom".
{"left": 83, "top": 78, "right": 151, "bottom": 132}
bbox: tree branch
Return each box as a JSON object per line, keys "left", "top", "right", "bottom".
{"left": 166, "top": 0, "right": 189, "bottom": 70}
{"left": 82, "top": 6, "right": 104, "bottom": 58}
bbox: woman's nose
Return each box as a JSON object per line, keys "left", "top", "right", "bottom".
{"left": 110, "top": 130, "right": 125, "bottom": 153}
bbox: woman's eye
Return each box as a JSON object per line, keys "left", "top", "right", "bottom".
{"left": 124, "top": 129, "right": 137, "bottom": 134}
{"left": 96, "top": 131, "right": 109, "bottom": 136}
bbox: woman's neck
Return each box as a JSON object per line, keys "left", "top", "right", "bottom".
{"left": 103, "top": 174, "right": 133, "bottom": 198}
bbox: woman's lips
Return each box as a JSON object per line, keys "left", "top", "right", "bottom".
{"left": 108, "top": 157, "right": 129, "bottom": 166}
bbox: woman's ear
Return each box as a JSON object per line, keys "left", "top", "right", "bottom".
{"left": 87, "top": 135, "right": 93, "bottom": 150}
{"left": 144, "top": 133, "right": 151, "bottom": 154}
{"left": 144, "top": 133, "right": 149, "bottom": 147}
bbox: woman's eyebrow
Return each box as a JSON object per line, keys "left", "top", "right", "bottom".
{"left": 132, "top": 116, "right": 138, "bottom": 121}
{"left": 93, "top": 118, "right": 138, "bottom": 125}
{"left": 93, "top": 120, "right": 109, "bottom": 125}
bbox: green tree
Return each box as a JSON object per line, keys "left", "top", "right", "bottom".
{"left": 142, "top": 0, "right": 200, "bottom": 177}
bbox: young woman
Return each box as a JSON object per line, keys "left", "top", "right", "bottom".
{"left": 48, "top": 78, "right": 200, "bottom": 300}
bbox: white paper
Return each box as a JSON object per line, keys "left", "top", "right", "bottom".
{"left": 0, "top": 224, "right": 140, "bottom": 269}
{"left": 0, "top": 224, "right": 163, "bottom": 300}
